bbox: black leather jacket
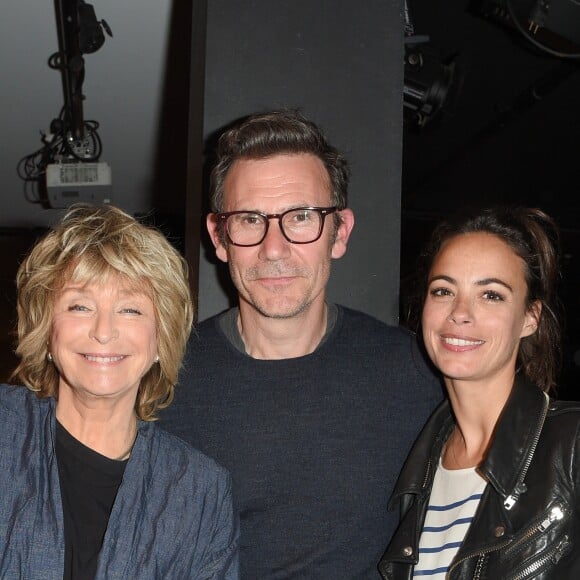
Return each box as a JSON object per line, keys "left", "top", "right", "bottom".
{"left": 379, "top": 378, "right": 580, "bottom": 579}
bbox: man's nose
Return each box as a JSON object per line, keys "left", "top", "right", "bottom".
{"left": 258, "top": 219, "right": 292, "bottom": 260}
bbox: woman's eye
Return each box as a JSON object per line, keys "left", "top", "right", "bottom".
{"left": 430, "top": 287, "right": 452, "bottom": 297}
{"left": 121, "top": 307, "right": 142, "bottom": 315}
{"left": 68, "top": 304, "right": 89, "bottom": 312}
{"left": 483, "top": 291, "right": 504, "bottom": 301}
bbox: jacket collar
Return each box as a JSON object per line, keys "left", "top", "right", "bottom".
{"left": 388, "top": 400, "right": 454, "bottom": 509}
{"left": 389, "top": 375, "right": 549, "bottom": 508}
{"left": 480, "top": 376, "right": 549, "bottom": 502}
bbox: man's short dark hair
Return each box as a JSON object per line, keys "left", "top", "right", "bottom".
{"left": 209, "top": 109, "right": 350, "bottom": 212}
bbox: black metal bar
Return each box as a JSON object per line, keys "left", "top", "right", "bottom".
{"left": 53, "top": 0, "right": 85, "bottom": 141}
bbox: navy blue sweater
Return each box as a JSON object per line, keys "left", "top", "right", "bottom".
{"left": 159, "top": 305, "right": 443, "bottom": 579}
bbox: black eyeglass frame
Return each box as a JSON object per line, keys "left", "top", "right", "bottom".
{"left": 216, "top": 206, "right": 339, "bottom": 247}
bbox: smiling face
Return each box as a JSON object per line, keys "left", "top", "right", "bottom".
{"left": 207, "top": 153, "right": 354, "bottom": 320}
{"left": 421, "top": 232, "right": 540, "bottom": 389}
{"left": 50, "top": 275, "right": 159, "bottom": 407}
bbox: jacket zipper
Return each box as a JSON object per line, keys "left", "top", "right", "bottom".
{"left": 421, "top": 458, "right": 432, "bottom": 490}
{"left": 447, "top": 538, "right": 513, "bottom": 577}
{"left": 472, "top": 553, "right": 486, "bottom": 579}
{"left": 504, "top": 504, "right": 565, "bottom": 556}
{"left": 447, "top": 523, "right": 567, "bottom": 580}
{"left": 422, "top": 432, "right": 448, "bottom": 490}
{"left": 508, "top": 535, "right": 570, "bottom": 580}
{"left": 503, "top": 392, "right": 550, "bottom": 510}
{"left": 448, "top": 502, "right": 566, "bottom": 577}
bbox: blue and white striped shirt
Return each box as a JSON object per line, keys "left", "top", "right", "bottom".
{"left": 413, "top": 459, "right": 486, "bottom": 578}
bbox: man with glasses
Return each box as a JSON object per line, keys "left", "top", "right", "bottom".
{"left": 159, "top": 109, "right": 442, "bottom": 579}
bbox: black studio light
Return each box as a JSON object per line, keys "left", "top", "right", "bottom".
{"left": 402, "top": 0, "right": 460, "bottom": 130}
{"left": 403, "top": 39, "right": 458, "bottom": 129}
{"left": 78, "top": 0, "right": 112, "bottom": 55}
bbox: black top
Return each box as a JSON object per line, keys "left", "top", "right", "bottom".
{"left": 55, "top": 421, "right": 127, "bottom": 580}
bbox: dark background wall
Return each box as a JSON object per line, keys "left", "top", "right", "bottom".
{"left": 194, "top": 0, "right": 406, "bottom": 324}
{"left": 399, "top": 0, "right": 580, "bottom": 395}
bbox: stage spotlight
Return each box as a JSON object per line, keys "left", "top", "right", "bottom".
{"left": 403, "top": 39, "right": 458, "bottom": 129}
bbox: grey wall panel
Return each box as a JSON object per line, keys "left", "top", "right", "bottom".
{"left": 196, "top": 0, "right": 404, "bottom": 324}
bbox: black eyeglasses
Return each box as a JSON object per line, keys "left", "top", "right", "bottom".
{"left": 216, "top": 206, "right": 338, "bottom": 247}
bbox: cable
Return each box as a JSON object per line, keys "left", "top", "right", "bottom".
{"left": 17, "top": 117, "right": 103, "bottom": 204}
{"left": 18, "top": 1, "right": 112, "bottom": 207}
{"left": 506, "top": 0, "right": 580, "bottom": 59}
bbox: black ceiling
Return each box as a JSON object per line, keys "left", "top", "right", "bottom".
{"left": 402, "top": 0, "right": 580, "bottom": 224}
{"left": 399, "top": 0, "right": 580, "bottom": 392}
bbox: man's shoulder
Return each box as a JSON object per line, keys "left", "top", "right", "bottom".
{"left": 334, "top": 305, "right": 441, "bottom": 383}
{"left": 193, "top": 310, "right": 225, "bottom": 333}
{"left": 184, "top": 310, "right": 231, "bottom": 353}
{"left": 335, "top": 304, "right": 416, "bottom": 341}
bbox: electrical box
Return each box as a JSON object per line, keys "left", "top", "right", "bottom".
{"left": 46, "top": 162, "right": 112, "bottom": 209}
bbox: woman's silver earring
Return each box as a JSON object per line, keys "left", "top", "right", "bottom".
{"left": 154, "top": 355, "right": 159, "bottom": 363}
{"left": 47, "top": 352, "right": 53, "bottom": 362}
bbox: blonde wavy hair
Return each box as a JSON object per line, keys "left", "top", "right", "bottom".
{"left": 11, "top": 204, "right": 194, "bottom": 420}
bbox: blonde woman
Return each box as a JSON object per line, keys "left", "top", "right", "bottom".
{"left": 1, "top": 204, "right": 238, "bottom": 579}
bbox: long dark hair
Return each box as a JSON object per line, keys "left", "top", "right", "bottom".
{"left": 404, "top": 206, "right": 563, "bottom": 392}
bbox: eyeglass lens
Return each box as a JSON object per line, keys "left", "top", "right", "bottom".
{"left": 227, "top": 208, "right": 325, "bottom": 245}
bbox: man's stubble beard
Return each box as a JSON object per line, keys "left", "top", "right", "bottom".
{"left": 234, "top": 260, "right": 331, "bottom": 320}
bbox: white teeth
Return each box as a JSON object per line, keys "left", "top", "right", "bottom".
{"left": 443, "top": 337, "right": 484, "bottom": 347}
{"left": 84, "top": 355, "right": 124, "bottom": 363}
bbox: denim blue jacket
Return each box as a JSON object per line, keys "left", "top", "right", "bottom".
{"left": 0, "top": 384, "right": 239, "bottom": 579}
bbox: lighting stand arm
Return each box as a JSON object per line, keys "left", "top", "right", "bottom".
{"left": 54, "top": 0, "right": 85, "bottom": 141}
